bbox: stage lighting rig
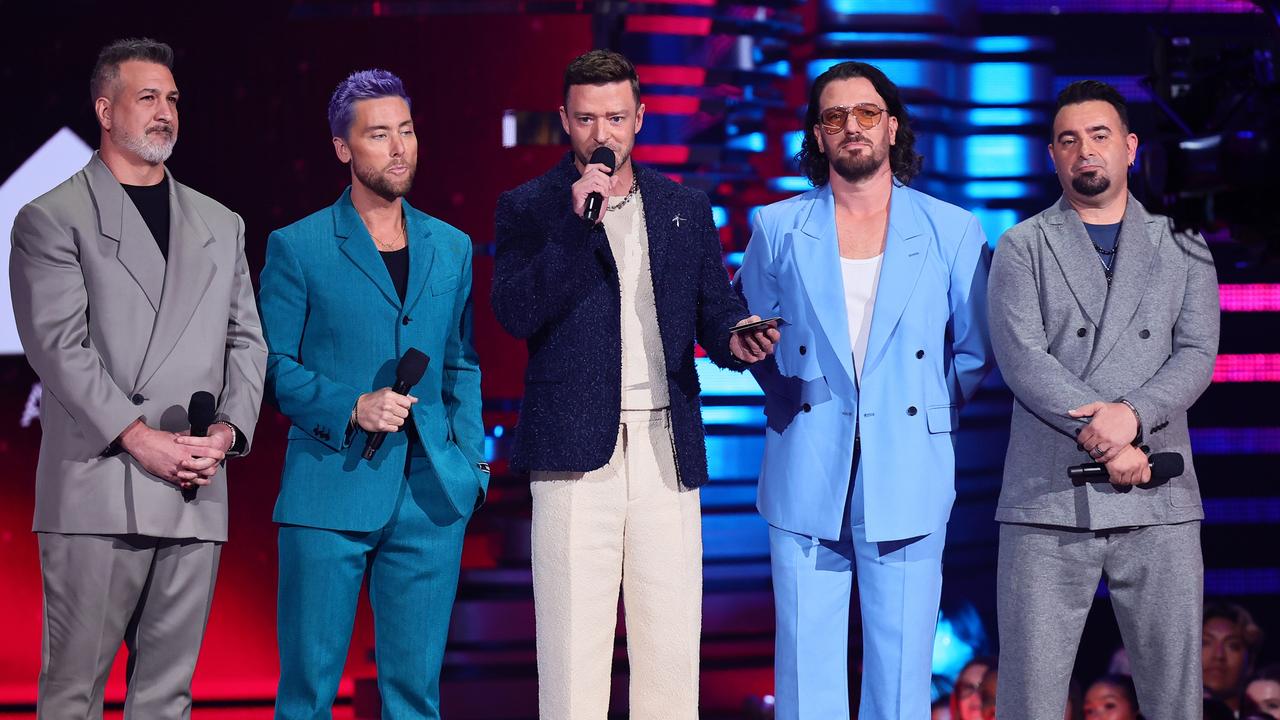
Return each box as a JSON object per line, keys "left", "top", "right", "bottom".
{"left": 1139, "top": 1, "right": 1279, "bottom": 252}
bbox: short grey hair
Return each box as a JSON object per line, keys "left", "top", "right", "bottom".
{"left": 90, "top": 38, "right": 174, "bottom": 104}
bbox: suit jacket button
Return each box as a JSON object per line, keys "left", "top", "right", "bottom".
{"left": 1140, "top": 444, "right": 1150, "bottom": 453}
{"left": 799, "top": 345, "right": 807, "bottom": 355}
{"left": 1077, "top": 327, "right": 1087, "bottom": 337}
{"left": 131, "top": 394, "right": 144, "bottom": 405}
{"left": 916, "top": 350, "right": 925, "bottom": 359}
{"left": 907, "top": 406, "right": 917, "bottom": 416}
{"left": 402, "top": 316, "right": 411, "bottom": 325}
{"left": 802, "top": 403, "right": 811, "bottom": 413}
{"left": 1139, "top": 329, "right": 1150, "bottom": 339}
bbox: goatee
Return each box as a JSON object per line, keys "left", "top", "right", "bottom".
{"left": 1072, "top": 171, "right": 1110, "bottom": 197}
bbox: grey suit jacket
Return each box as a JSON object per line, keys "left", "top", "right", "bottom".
{"left": 9, "top": 153, "right": 267, "bottom": 541}
{"left": 988, "top": 193, "right": 1219, "bottom": 530}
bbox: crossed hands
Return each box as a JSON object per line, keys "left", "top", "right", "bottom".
{"left": 1069, "top": 400, "right": 1150, "bottom": 486}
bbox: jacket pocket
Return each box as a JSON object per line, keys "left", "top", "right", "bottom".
{"left": 926, "top": 404, "right": 957, "bottom": 434}
{"left": 431, "top": 275, "right": 459, "bottom": 296}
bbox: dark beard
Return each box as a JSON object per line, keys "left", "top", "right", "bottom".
{"left": 830, "top": 139, "right": 886, "bottom": 184}
{"left": 355, "top": 161, "right": 415, "bottom": 202}
{"left": 831, "top": 152, "right": 881, "bottom": 184}
{"left": 1071, "top": 170, "right": 1110, "bottom": 197}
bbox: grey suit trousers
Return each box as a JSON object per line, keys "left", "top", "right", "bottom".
{"left": 996, "top": 521, "right": 1203, "bottom": 720}
{"left": 37, "top": 533, "right": 221, "bottom": 720}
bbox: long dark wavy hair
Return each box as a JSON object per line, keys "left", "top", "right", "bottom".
{"left": 797, "top": 61, "right": 923, "bottom": 187}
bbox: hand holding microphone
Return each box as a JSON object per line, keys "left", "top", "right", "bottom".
{"left": 573, "top": 146, "right": 617, "bottom": 223}
{"left": 1068, "top": 449, "right": 1183, "bottom": 487}
{"left": 174, "top": 391, "right": 223, "bottom": 501}
{"left": 360, "top": 348, "right": 429, "bottom": 461}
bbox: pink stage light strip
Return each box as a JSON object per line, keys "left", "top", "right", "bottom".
{"left": 1213, "top": 354, "right": 1280, "bottom": 383}
{"left": 1220, "top": 284, "right": 1280, "bottom": 312}
{"left": 626, "top": 15, "right": 714, "bottom": 35}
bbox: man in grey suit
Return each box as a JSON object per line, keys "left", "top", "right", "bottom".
{"left": 989, "top": 79, "right": 1219, "bottom": 719}
{"left": 9, "top": 38, "right": 266, "bottom": 718}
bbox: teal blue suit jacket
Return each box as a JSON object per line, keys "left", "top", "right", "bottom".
{"left": 736, "top": 183, "right": 993, "bottom": 543}
{"left": 259, "top": 188, "right": 487, "bottom": 531}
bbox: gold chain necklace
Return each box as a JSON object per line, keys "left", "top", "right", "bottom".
{"left": 370, "top": 218, "right": 406, "bottom": 251}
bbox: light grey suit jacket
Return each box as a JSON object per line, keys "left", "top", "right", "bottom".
{"left": 988, "top": 193, "right": 1219, "bottom": 530}
{"left": 10, "top": 153, "right": 267, "bottom": 542}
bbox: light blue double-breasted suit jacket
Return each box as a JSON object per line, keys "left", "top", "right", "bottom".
{"left": 736, "top": 182, "right": 993, "bottom": 543}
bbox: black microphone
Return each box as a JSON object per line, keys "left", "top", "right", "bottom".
{"left": 1068, "top": 452, "right": 1184, "bottom": 482}
{"left": 363, "top": 348, "right": 430, "bottom": 461}
{"left": 183, "top": 391, "right": 216, "bottom": 502}
{"left": 582, "top": 146, "right": 616, "bottom": 224}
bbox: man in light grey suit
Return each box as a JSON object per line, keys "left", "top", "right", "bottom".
{"left": 989, "top": 79, "right": 1219, "bottom": 719}
{"left": 9, "top": 38, "right": 266, "bottom": 718}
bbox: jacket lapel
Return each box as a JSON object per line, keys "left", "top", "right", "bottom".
{"left": 86, "top": 154, "right": 164, "bottom": 311}
{"left": 401, "top": 203, "right": 436, "bottom": 317}
{"left": 135, "top": 175, "right": 216, "bottom": 390}
{"left": 333, "top": 187, "right": 402, "bottom": 310}
{"left": 862, "top": 183, "right": 927, "bottom": 377}
{"left": 637, "top": 165, "right": 672, "bottom": 281}
{"left": 795, "top": 185, "right": 856, "bottom": 386}
{"left": 1085, "top": 194, "right": 1161, "bottom": 375}
{"left": 1042, "top": 196, "right": 1108, "bottom": 327}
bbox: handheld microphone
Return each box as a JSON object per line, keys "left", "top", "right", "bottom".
{"left": 582, "top": 146, "right": 616, "bottom": 224}
{"left": 363, "top": 348, "right": 429, "bottom": 461}
{"left": 1067, "top": 452, "right": 1184, "bottom": 483}
{"left": 183, "top": 391, "right": 216, "bottom": 502}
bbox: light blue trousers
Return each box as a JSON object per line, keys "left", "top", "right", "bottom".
{"left": 769, "top": 459, "right": 946, "bottom": 720}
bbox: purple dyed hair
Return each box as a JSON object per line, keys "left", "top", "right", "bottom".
{"left": 327, "top": 69, "right": 412, "bottom": 139}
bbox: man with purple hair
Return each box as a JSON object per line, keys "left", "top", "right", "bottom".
{"left": 259, "top": 69, "right": 487, "bottom": 719}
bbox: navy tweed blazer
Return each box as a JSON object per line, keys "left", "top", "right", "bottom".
{"left": 492, "top": 153, "right": 749, "bottom": 488}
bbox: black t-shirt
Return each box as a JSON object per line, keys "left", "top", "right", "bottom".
{"left": 380, "top": 246, "right": 410, "bottom": 303}
{"left": 1083, "top": 221, "right": 1121, "bottom": 272}
{"left": 122, "top": 176, "right": 171, "bottom": 261}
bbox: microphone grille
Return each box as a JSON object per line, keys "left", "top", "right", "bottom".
{"left": 397, "top": 348, "right": 430, "bottom": 385}
{"left": 1149, "top": 452, "right": 1185, "bottom": 479}
{"left": 589, "top": 146, "right": 616, "bottom": 173}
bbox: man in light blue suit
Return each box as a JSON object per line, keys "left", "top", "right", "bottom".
{"left": 736, "top": 61, "right": 993, "bottom": 719}
{"left": 259, "top": 70, "right": 488, "bottom": 719}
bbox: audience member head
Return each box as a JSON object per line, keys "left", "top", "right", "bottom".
{"left": 979, "top": 662, "right": 999, "bottom": 720}
{"left": 1245, "top": 664, "right": 1280, "bottom": 719}
{"left": 951, "top": 656, "right": 996, "bottom": 720}
{"left": 1083, "top": 674, "right": 1140, "bottom": 720}
{"left": 1204, "top": 600, "right": 1265, "bottom": 710}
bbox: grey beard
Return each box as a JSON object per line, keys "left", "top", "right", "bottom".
{"left": 116, "top": 127, "right": 175, "bottom": 164}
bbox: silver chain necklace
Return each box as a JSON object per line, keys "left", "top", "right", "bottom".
{"left": 607, "top": 175, "right": 640, "bottom": 211}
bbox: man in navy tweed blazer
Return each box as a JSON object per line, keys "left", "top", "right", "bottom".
{"left": 492, "top": 50, "right": 777, "bottom": 719}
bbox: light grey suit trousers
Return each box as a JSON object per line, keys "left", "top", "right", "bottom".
{"left": 38, "top": 533, "right": 221, "bottom": 720}
{"left": 996, "top": 521, "right": 1203, "bottom": 719}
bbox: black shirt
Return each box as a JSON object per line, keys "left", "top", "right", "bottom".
{"left": 1083, "top": 221, "right": 1121, "bottom": 273}
{"left": 122, "top": 177, "right": 171, "bottom": 261}
{"left": 380, "top": 246, "right": 410, "bottom": 303}
{"left": 378, "top": 245, "right": 418, "bottom": 449}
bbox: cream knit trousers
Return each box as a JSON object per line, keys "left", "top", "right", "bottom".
{"left": 530, "top": 408, "right": 702, "bottom": 720}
